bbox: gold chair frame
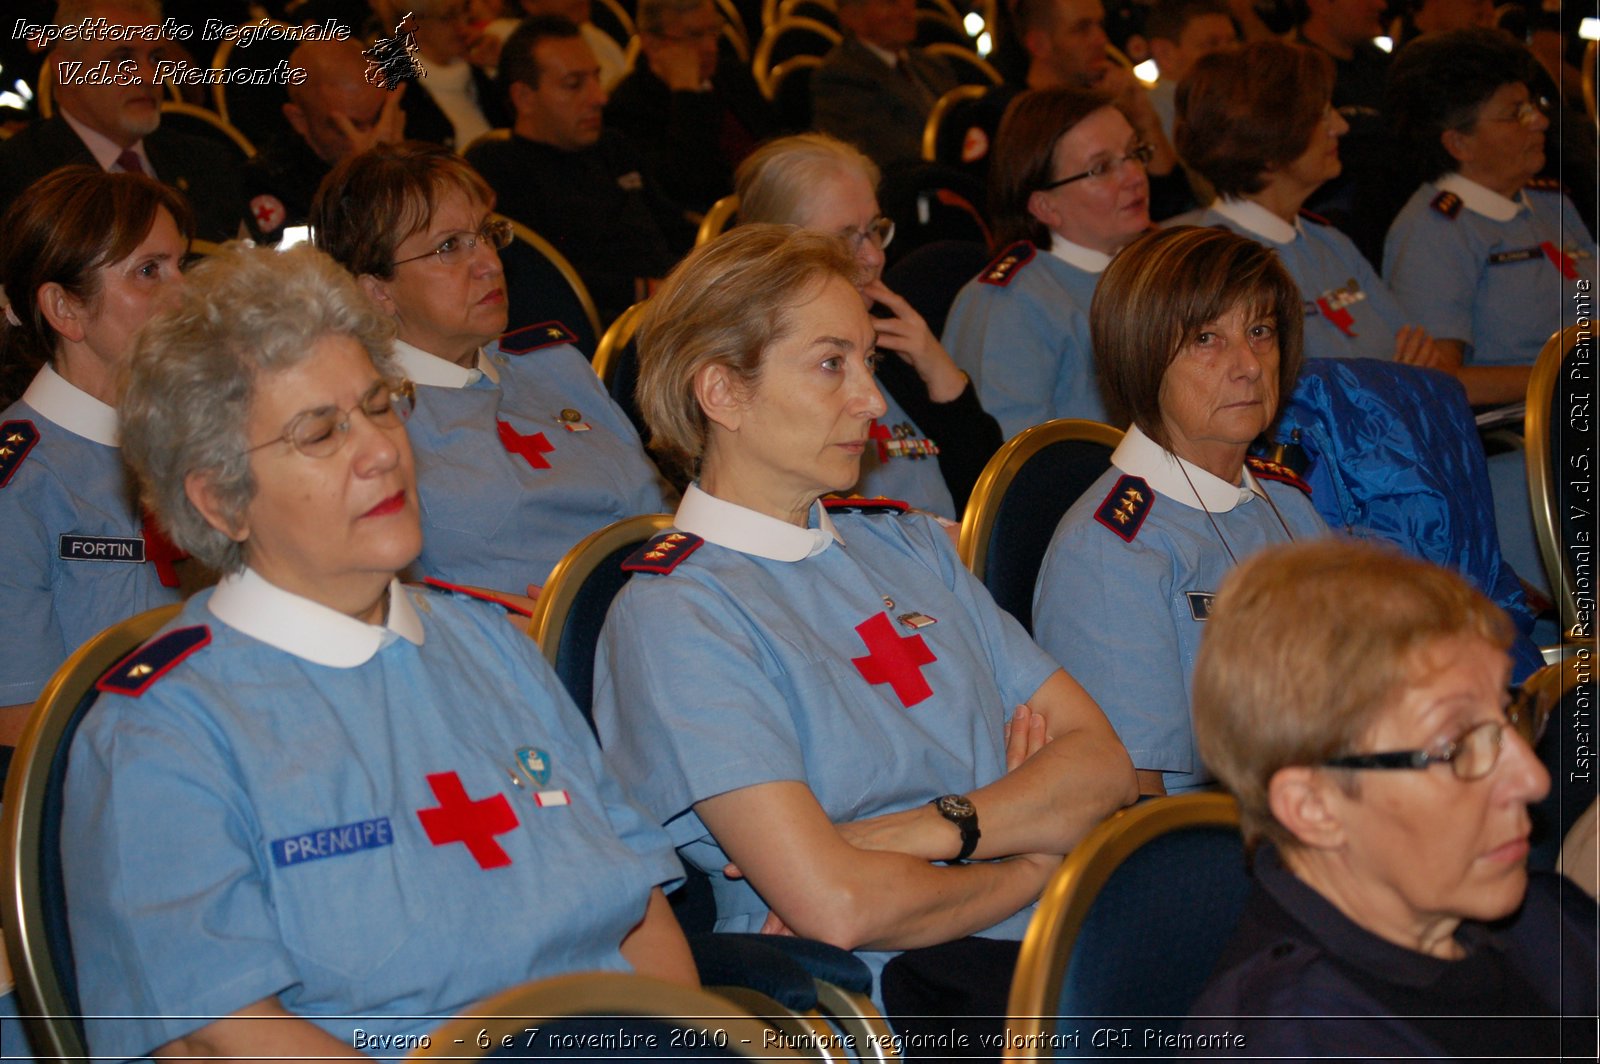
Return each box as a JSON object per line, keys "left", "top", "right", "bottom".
{"left": 924, "top": 44, "right": 1001, "bottom": 85}
{"left": 753, "top": 18, "right": 840, "bottom": 99}
{"left": 526, "top": 513, "right": 673, "bottom": 660}
{"left": 158, "top": 101, "right": 257, "bottom": 157}
{"left": 1524, "top": 323, "right": 1595, "bottom": 641}
{"left": 591, "top": 300, "right": 651, "bottom": 394}
{"left": 496, "top": 214, "right": 604, "bottom": 344}
{"left": 208, "top": 20, "right": 299, "bottom": 123}
{"left": 920, "top": 82, "right": 989, "bottom": 162}
{"left": 697, "top": 193, "right": 742, "bottom": 246}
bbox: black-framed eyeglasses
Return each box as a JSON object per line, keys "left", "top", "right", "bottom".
{"left": 1321, "top": 682, "right": 1554, "bottom": 783}
{"left": 392, "top": 219, "right": 514, "bottom": 269}
{"left": 1038, "top": 143, "right": 1155, "bottom": 191}
{"left": 246, "top": 379, "right": 416, "bottom": 459}
{"left": 843, "top": 215, "right": 895, "bottom": 253}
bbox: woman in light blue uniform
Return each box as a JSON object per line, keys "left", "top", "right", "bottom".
{"left": 312, "top": 143, "right": 674, "bottom": 600}
{"left": 1034, "top": 227, "right": 1329, "bottom": 797}
{"left": 0, "top": 168, "right": 190, "bottom": 743}
{"left": 593, "top": 225, "right": 1136, "bottom": 1041}
{"left": 942, "top": 88, "right": 1154, "bottom": 439}
{"left": 1384, "top": 28, "right": 1597, "bottom": 407}
{"left": 63, "top": 244, "right": 694, "bottom": 1062}
{"left": 733, "top": 134, "right": 1001, "bottom": 519}
{"left": 1175, "top": 41, "right": 1443, "bottom": 367}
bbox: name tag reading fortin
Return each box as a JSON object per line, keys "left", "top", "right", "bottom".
{"left": 898, "top": 612, "right": 937, "bottom": 630}
{"left": 59, "top": 534, "right": 146, "bottom": 563}
{"left": 1187, "top": 592, "right": 1216, "bottom": 621}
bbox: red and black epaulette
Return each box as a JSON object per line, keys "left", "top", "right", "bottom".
{"left": 1094, "top": 474, "right": 1153, "bottom": 543}
{"left": 0, "top": 419, "right": 40, "bottom": 488}
{"left": 420, "top": 577, "right": 534, "bottom": 617}
{"left": 621, "top": 531, "right": 704, "bottom": 574}
{"left": 1430, "top": 191, "right": 1462, "bottom": 219}
{"left": 96, "top": 625, "right": 211, "bottom": 697}
{"left": 1297, "top": 208, "right": 1332, "bottom": 226}
{"left": 979, "top": 241, "right": 1036, "bottom": 287}
{"left": 1525, "top": 177, "right": 1564, "bottom": 195}
{"left": 499, "top": 321, "right": 578, "bottom": 354}
{"left": 1246, "top": 455, "right": 1312, "bottom": 495}
{"left": 822, "top": 496, "right": 909, "bottom": 516}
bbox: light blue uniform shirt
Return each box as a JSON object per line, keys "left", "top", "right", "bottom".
{"left": 64, "top": 572, "right": 680, "bottom": 1061}
{"left": 942, "top": 237, "right": 1108, "bottom": 439}
{"left": 1195, "top": 199, "right": 1407, "bottom": 362}
{"left": 1033, "top": 427, "right": 1328, "bottom": 793}
{"left": 1383, "top": 173, "right": 1596, "bottom": 366}
{"left": 394, "top": 328, "right": 676, "bottom": 592}
{"left": 594, "top": 486, "right": 1060, "bottom": 987}
{"left": 0, "top": 367, "right": 182, "bottom": 705}
{"left": 856, "top": 387, "right": 956, "bottom": 518}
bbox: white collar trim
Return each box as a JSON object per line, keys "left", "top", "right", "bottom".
{"left": 1213, "top": 197, "right": 1299, "bottom": 245}
{"left": 22, "top": 365, "right": 119, "bottom": 446}
{"left": 207, "top": 568, "right": 424, "bottom": 667}
{"left": 1436, "top": 173, "right": 1522, "bottom": 222}
{"left": 674, "top": 483, "right": 842, "bottom": 562}
{"left": 389, "top": 339, "right": 494, "bottom": 388}
{"left": 1049, "top": 233, "right": 1112, "bottom": 274}
{"left": 1111, "top": 424, "right": 1260, "bottom": 513}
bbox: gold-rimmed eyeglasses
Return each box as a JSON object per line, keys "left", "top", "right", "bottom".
{"left": 393, "top": 220, "right": 514, "bottom": 269}
{"left": 245, "top": 379, "right": 416, "bottom": 459}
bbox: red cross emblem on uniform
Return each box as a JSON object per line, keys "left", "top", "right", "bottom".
{"left": 1541, "top": 242, "right": 1579, "bottom": 280}
{"left": 249, "top": 194, "right": 285, "bottom": 233}
{"left": 851, "top": 611, "right": 937, "bottom": 707}
{"left": 497, "top": 420, "right": 554, "bottom": 469}
{"left": 416, "top": 771, "right": 520, "bottom": 869}
{"left": 140, "top": 510, "right": 186, "bottom": 588}
{"left": 1315, "top": 297, "right": 1356, "bottom": 337}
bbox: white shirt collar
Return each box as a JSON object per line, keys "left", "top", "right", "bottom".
{"left": 22, "top": 365, "right": 119, "bottom": 446}
{"left": 1436, "top": 172, "right": 1523, "bottom": 223}
{"left": 674, "top": 483, "right": 843, "bottom": 562}
{"left": 207, "top": 568, "right": 424, "bottom": 668}
{"left": 61, "top": 108, "right": 152, "bottom": 176}
{"left": 1213, "top": 197, "right": 1300, "bottom": 245}
{"left": 389, "top": 338, "right": 497, "bottom": 387}
{"left": 1111, "top": 424, "right": 1261, "bottom": 513}
{"left": 1049, "top": 232, "right": 1112, "bottom": 274}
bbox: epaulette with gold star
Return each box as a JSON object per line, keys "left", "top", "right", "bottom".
{"left": 1246, "top": 455, "right": 1312, "bottom": 495}
{"left": 621, "top": 531, "right": 705, "bottom": 574}
{"left": 95, "top": 625, "right": 211, "bottom": 697}
{"left": 979, "top": 241, "right": 1037, "bottom": 287}
{"left": 0, "top": 419, "right": 40, "bottom": 488}
{"left": 1525, "top": 177, "right": 1564, "bottom": 194}
{"left": 1430, "top": 191, "right": 1462, "bottom": 219}
{"left": 499, "top": 321, "right": 578, "bottom": 354}
{"left": 822, "top": 496, "right": 909, "bottom": 515}
{"left": 1094, "top": 474, "right": 1152, "bottom": 542}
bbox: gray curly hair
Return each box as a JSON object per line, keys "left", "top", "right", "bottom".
{"left": 121, "top": 242, "right": 399, "bottom": 573}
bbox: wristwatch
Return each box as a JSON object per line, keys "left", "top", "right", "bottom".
{"left": 929, "top": 794, "right": 980, "bottom": 862}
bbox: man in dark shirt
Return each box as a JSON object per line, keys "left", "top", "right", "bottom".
{"left": 604, "top": 0, "right": 773, "bottom": 215}
{"left": 466, "top": 15, "right": 691, "bottom": 326}
{"left": 242, "top": 38, "right": 404, "bottom": 243}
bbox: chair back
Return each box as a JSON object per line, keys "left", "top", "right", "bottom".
{"left": 157, "top": 102, "right": 256, "bottom": 160}
{"left": 753, "top": 18, "right": 840, "bottom": 98}
{"left": 1006, "top": 793, "right": 1248, "bottom": 1062}
{"left": 209, "top": 22, "right": 298, "bottom": 147}
{"left": 592, "top": 0, "right": 638, "bottom": 46}
{"left": 496, "top": 214, "right": 604, "bottom": 355}
{"left": 767, "top": 56, "right": 823, "bottom": 130}
{"left": 592, "top": 300, "right": 652, "bottom": 443}
{"left": 1523, "top": 654, "right": 1600, "bottom": 871}
{"left": 528, "top": 514, "right": 675, "bottom": 726}
{"left": 921, "top": 83, "right": 990, "bottom": 163}
{"left": 1525, "top": 324, "right": 1595, "bottom": 640}
{"left": 880, "top": 238, "right": 990, "bottom": 339}
{"left": 958, "top": 419, "right": 1122, "bottom": 633}
{"left": 2, "top": 603, "right": 184, "bottom": 1063}
{"left": 776, "top": 0, "right": 839, "bottom": 26}
{"left": 409, "top": 972, "right": 798, "bottom": 1060}
{"left": 697, "top": 194, "right": 741, "bottom": 246}
{"left": 915, "top": 12, "right": 973, "bottom": 49}
{"left": 876, "top": 163, "right": 991, "bottom": 264}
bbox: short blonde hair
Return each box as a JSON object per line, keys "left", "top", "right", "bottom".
{"left": 735, "top": 133, "right": 880, "bottom": 228}
{"left": 1192, "top": 539, "right": 1513, "bottom": 851}
{"left": 636, "top": 224, "right": 858, "bottom": 480}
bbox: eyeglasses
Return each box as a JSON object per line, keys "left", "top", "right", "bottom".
{"left": 843, "top": 216, "right": 895, "bottom": 253}
{"left": 1321, "top": 682, "right": 1554, "bottom": 783}
{"left": 1038, "top": 143, "right": 1154, "bottom": 191}
{"left": 1482, "top": 97, "right": 1551, "bottom": 128}
{"left": 392, "top": 219, "right": 514, "bottom": 269}
{"left": 246, "top": 379, "right": 416, "bottom": 459}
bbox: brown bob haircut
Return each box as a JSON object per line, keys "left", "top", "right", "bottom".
{"left": 636, "top": 224, "right": 859, "bottom": 481}
{"left": 1193, "top": 539, "right": 1513, "bottom": 851}
{"left": 1175, "top": 39, "right": 1334, "bottom": 200}
{"left": 989, "top": 86, "right": 1117, "bottom": 248}
{"left": 1091, "top": 225, "right": 1303, "bottom": 445}
{"left": 0, "top": 165, "right": 193, "bottom": 380}
{"left": 311, "top": 141, "right": 495, "bottom": 280}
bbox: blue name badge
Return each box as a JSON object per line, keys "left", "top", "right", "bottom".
{"left": 271, "top": 817, "right": 394, "bottom": 868}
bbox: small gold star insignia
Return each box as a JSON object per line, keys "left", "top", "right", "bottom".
{"left": 129, "top": 663, "right": 154, "bottom": 678}
{"left": 5, "top": 432, "right": 22, "bottom": 444}
{"left": 547, "top": 327, "right": 563, "bottom": 338}
{"left": 0, "top": 447, "right": 11, "bottom": 458}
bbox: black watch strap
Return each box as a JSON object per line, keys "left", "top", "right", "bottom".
{"left": 930, "top": 794, "right": 980, "bottom": 862}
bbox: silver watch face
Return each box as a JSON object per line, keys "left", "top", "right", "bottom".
{"left": 938, "top": 794, "right": 976, "bottom": 820}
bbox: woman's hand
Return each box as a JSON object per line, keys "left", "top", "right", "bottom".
{"left": 861, "top": 279, "right": 970, "bottom": 403}
{"left": 1392, "top": 324, "right": 1448, "bottom": 369}
{"left": 1004, "top": 703, "right": 1050, "bottom": 772}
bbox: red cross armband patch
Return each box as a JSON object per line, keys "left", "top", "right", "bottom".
{"left": 499, "top": 321, "right": 578, "bottom": 354}
{"left": 0, "top": 420, "right": 39, "bottom": 488}
{"left": 979, "top": 241, "right": 1036, "bottom": 286}
{"left": 95, "top": 625, "right": 211, "bottom": 697}
{"left": 622, "top": 531, "right": 705, "bottom": 574}
{"left": 1430, "top": 191, "right": 1462, "bottom": 219}
{"left": 1246, "top": 456, "right": 1312, "bottom": 495}
{"left": 1094, "top": 474, "right": 1153, "bottom": 542}
{"left": 822, "top": 496, "right": 909, "bottom": 515}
